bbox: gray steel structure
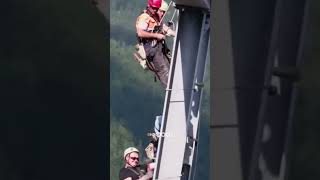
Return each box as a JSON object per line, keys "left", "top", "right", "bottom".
{"left": 174, "top": 0, "right": 210, "bottom": 10}
{"left": 153, "top": 1, "right": 210, "bottom": 180}
{"left": 211, "top": 0, "right": 309, "bottom": 180}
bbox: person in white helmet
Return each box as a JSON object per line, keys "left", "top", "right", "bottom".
{"left": 157, "top": 1, "right": 176, "bottom": 37}
{"left": 119, "top": 147, "right": 155, "bottom": 180}
{"left": 135, "top": 0, "right": 171, "bottom": 89}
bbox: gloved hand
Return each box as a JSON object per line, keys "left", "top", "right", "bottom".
{"left": 155, "top": 33, "right": 165, "bottom": 40}
{"left": 166, "top": 29, "right": 176, "bottom": 37}
{"left": 167, "top": 21, "right": 174, "bottom": 28}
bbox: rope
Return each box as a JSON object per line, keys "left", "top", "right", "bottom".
{"left": 169, "top": 9, "right": 177, "bottom": 22}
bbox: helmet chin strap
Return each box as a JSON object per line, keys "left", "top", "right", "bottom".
{"left": 146, "top": 7, "right": 160, "bottom": 22}
{"left": 125, "top": 162, "right": 132, "bottom": 168}
{"left": 125, "top": 158, "right": 133, "bottom": 167}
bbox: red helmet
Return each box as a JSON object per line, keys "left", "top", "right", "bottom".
{"left": 148, "top": 0, "right": 162, "bottom": 8}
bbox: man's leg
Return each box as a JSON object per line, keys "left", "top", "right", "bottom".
{"left": 152, "top": 44, "right": 170, "bottom": 88}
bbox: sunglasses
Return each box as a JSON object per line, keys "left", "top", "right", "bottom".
{"left": 130, "top": 157, "right": 139, "bottom": 161}
{"left": 150, "top": 6, "right": 159, "bottom": 11}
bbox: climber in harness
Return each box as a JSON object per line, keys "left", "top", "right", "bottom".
{"left": 119, "top": 147, "right": 155, "bottom": 180}
{"left": 134, "top": 0, "right": 176, "bottom": 89}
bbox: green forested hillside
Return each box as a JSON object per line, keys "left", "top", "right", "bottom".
{"left": 110, "top": 1, "right": 210, "bottom": 180}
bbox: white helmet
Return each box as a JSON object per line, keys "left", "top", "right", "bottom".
{"left": 123, "top": 147, "right": 139, "bottom": 159}
{"left": 159, "top": 1, "right": 169, "bottom": 11}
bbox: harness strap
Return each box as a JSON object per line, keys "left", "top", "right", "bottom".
{"left": 126, "top": 167, "right": 144, "bottom": 177}
{"left": 136, "top": 8, "right": 160, "bottom": 44}
{"left": 146, "top": 8, "right": 160, "bottom": 23}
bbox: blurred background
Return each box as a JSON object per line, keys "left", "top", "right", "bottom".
{"left": 0, "top": 0, "right": 108, "bottom": 179}
{"left": 289, "top": 0, "right": 320, "bottom": 179}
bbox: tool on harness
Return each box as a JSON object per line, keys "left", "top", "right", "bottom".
{"left": 134, "top": 35, "right": 161, "bottom": 74}
{"left": 134, "top": 39, "right": 170, "bottom": 84}
{"left": 133, "top": 43, "right": 158, "bottom": 85}
{"left": 133, "top": 43, "right": 148, "bottom": 70}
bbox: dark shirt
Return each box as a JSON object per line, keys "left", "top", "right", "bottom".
{"left": 119, "top": 165, "right": 147, "bottom": 180}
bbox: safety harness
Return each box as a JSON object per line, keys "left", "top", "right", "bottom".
{"left": 134, "top": 4, "right": 176, "bottom": 82}
{"left": 126, "top": 166, "right": 146, "bottom": 178}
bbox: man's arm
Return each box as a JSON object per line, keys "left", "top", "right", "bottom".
{"left": 122, "top": 172, "right": 152, "bottom": 180}
{"left": 137, "top": 28, "right": 165, "bottom": 40}
{"left": 162, "top": 24, "right": 176, "bottom": 37}
{"left": 138, "top": 171, "right": 153, "bottom": 180}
